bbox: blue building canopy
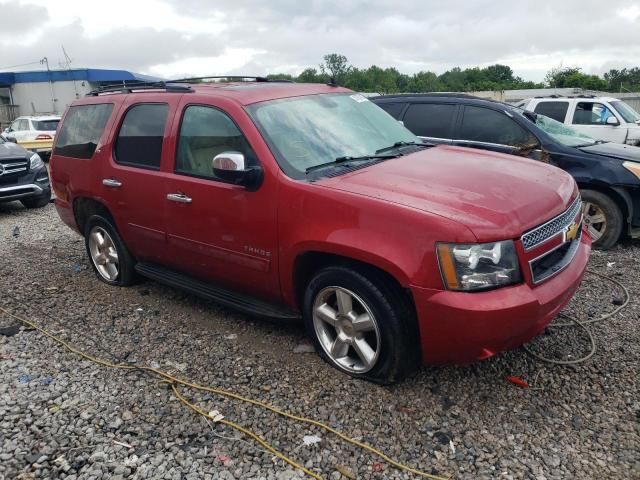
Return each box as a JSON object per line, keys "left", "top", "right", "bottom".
{"left": 0, "top": 68, "right": 159, "bottom": 85}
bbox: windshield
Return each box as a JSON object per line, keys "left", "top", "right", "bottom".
{"left": 247, "top": 93, "right": 418, "bottom": 178}
{"left": 34, "top": 119, "right": 60, "bottom": 131}
{"left": 530, "top": 112, "right": 597, "bottom": 147}
{"left": 611, "top": 101, "right": 640, "bottom": 123}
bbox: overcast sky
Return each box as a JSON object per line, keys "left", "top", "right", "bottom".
{"left": 1, "top": 0, "right": 639, "bottom": 82}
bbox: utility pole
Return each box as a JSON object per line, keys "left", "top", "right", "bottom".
{"left": 40, "top": 56, "right": 56, "bottom": 114}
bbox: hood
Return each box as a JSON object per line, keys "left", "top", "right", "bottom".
{"left": 579, "top": 142, "right": 640, "bottom": 162}
{"left": 0, "top": 141, "right": 30, "bottom": 159}
{"left": 316, "top": 145, "right": 576, "bottom": 241}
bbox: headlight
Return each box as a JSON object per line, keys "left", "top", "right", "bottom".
{"left": 623, "top": 161, "right": 640, "bottom": 179}
{"left": 437, "top": 240, "right": 521, "bottom": 291}
{"left": 29, "top": 153, "right": 44, "bottom": 170}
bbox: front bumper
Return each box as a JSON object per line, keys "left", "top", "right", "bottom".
{"left": 0, "top": 166, "right": 51, "bottom": 203}
{"left": 411, "top": 231, "right": 591, "bottom": 364}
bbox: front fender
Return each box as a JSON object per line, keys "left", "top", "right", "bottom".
{"left": 277, "top": 178, "right": 475, "bottom": 306}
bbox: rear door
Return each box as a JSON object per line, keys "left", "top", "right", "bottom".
{"left": 98, "top": 97, "right": 179, "bottom": 263}
{"left": 532, "top": 100, "right": 570, "bottom": 123}
{"left": 453, "top": 105, "right": 539, "bottom": 155}
{"left": 162, "top": 98, "right": 281, "bottom": 300}
{"left": 400, "top": 102, "right": 458, "bottom": 144}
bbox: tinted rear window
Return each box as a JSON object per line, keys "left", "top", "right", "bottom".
{"left": 403, "top": 103, "right": 457, "bottom": 139}
{"left": 54, "top": 104, "right": 113, "bottom": 159}
{"left": 115, "top": 104, "right": 168, "bottom": 169}
{"left": 376, "top": 102, "right": 406, "bottom": 119}
{"left": 533, "top": 101, "right": 569, "bottom": 122}
{"left": 34, "top": 120, "right": 60, "bottom": 131}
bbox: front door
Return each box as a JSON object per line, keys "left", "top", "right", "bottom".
{"left": 163, "top": 101, "right": 280, "bottom": 301}
{"left": 453, "top": 105, "right": 539, "bottom": 156}
{"left": 569, "top": 101, "right": 627, "bottom": 143}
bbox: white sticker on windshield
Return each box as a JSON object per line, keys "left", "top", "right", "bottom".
{"left": 350, "top": 94, "right": 368, "bottom": 103}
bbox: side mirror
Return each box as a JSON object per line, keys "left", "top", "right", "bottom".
{"left": 212, "top": 151, "right": 263, "bottom": 190}
{"left": 606, "top": 116, "right": 619, "bottom": 126}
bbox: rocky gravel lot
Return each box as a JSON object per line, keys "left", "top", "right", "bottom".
{"left": 0, "top": 202, "right": 638, "bottom": 480}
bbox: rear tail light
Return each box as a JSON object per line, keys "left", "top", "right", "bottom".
{"left": 36, "top": 134, "right": 52, "bottom": 140}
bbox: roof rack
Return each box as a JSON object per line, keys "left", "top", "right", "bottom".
{"left": 376, "top": 93, "right": 483, "bottom": 100}
{"left": 168, "top": 76, "right": 295, "bottom": 84}
{"left": 87, "top": 81, "right": 193, "bottom": 96}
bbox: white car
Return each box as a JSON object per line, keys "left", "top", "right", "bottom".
{"left": 3, "top": 115, "right": 61, "bottom": 157}
{"left": 519, "top": 96, "right": 640, "bottom": 146}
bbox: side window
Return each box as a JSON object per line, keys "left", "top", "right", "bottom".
{"left": 572, "top": 102, "right": 616, "bottom": 125}
{"left": 403, "top": 103, "right": 457, "bottom": 139}
{"left": 115, "top": 104, "right": 168, "bottom": 169}
{"left": 176, "top": 105, "right": 256, "bottom": 180}
{"left": 533, "top": 101, "right": 569, "bottom": 122}
{"left": 54, "top": 104, "right": 114, "bottom": 159}
{"left": 17, "top": 119, "right": 28, "bottom": 130}
{"left": 376, "top": 102, "right": 405, "bottom": 120}
{"left": 458, "top": 106, "right": 534, "bottom": 146}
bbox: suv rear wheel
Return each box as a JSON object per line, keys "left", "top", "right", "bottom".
{"left": 581, "top": 189, "right": 623, "bottom": 250}
{"left": 303, "top": 266, "right": 418, "bottom": 384}
{"left": 85, "top": 215, "right": 137, "bottom": 286}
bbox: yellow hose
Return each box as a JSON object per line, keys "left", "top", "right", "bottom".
{"left": 0, "top": 305, "right": 448, "bottom": 480}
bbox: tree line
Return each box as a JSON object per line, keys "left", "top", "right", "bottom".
{"left": 266, "top": 53, "right": 640, "bottom": 94}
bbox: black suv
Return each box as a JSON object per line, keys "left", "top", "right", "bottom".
{"left": 0, "top": 134, "right": 51, "bottom": 208}
{"left": 372, "top": 94, "right": 640, "bottom": 249}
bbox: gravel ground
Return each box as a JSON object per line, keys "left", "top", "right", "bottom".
{"left": 0, "top": 202, "right": 638, "bottom": 480}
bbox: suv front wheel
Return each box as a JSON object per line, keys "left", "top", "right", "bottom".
{"left": 84, "top": 215, "right": 137, "bottom": 286}
{"left": 581, "top": 189, "right": 623, "bottom": 250}
{"left": 303, "top": 266, "right": 418, "bottom": 384}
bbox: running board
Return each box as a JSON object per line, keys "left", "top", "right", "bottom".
{"left": 135, "top": 263, "right": 301, "bottom": 320}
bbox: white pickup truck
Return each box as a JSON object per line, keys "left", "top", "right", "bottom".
{"left": 519, "top": 96, "right": 640, "bottom": 146}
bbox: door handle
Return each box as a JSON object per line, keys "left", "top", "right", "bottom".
{"left": 102, "top": 178, "right": 122, "bottom": 188}
{"left": 167, "top": 193, "right": 192, "bottom": 204}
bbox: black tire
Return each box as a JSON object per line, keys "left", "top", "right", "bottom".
{"left": 84, "top": 214, "right": 137, "bottom": 286}
{"left": 21, "top": 189, "right": 51, "bottom": 209}
{"left": 303, "top": 265, "right": 419, "bottom": 384}
{"left": 581, "top": 189, "right": 623, "bottom": 250}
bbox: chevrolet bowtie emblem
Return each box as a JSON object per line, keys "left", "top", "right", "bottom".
{"left": 564, "top": 221, "right": 580, "bottom": 242}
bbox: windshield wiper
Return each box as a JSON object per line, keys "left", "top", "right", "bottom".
{"left": 305, "top": 154, "right": 397, "bottom": 173}
{"left": 375, "top": 141, "right": 429, "bottom": 154}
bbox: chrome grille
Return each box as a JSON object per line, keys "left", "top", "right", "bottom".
{"left": 0, "top": 157, "right": 29, "bottom": 176}
{"left": 521, "top": 196, "right": 582, "bottom": 250}
{"left": 529, "top": 228, "right": 582, "bottom": 284}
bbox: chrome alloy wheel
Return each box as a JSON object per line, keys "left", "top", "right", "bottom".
{"left": 312, "top": 286, "right": 381, "bottom": 374}
{"left": 88, "top": 226, "right": 119, "bottom": 281}
{"left": 582, "top": 201, "right": 607, "bottom": 242}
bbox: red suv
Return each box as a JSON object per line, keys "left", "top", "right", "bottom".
{"left": 50, "top": 79, "right": 590, "bottom": 383}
